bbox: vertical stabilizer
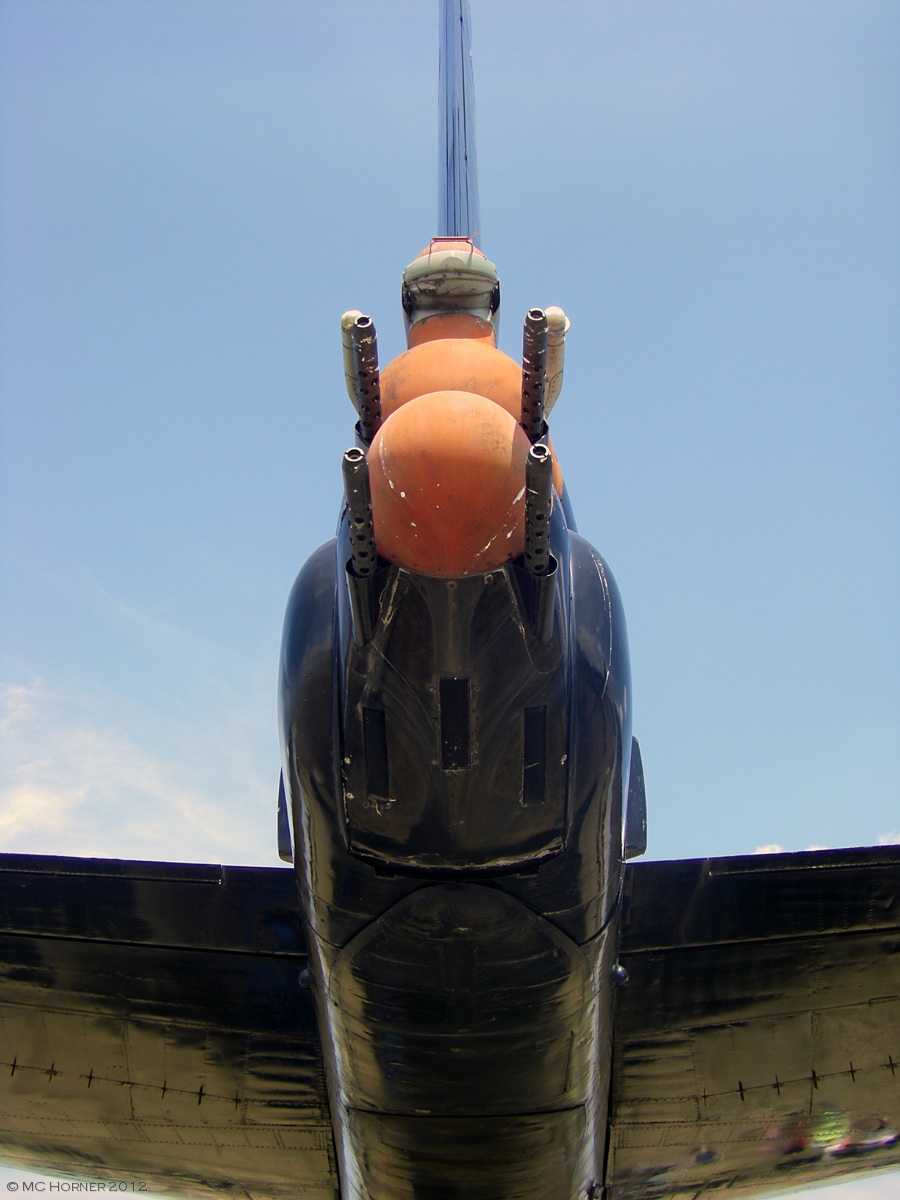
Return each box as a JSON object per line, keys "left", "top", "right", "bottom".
{"left": 438, "top": 0, "right": 481, "bottom": 244}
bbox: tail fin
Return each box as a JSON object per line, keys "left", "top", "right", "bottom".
{"left": 438, "top": 0, "right": 481, "bottom": 244}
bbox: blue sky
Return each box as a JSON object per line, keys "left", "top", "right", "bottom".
{"left": 0, "top": 2, "right": 898, "bottom": 1197}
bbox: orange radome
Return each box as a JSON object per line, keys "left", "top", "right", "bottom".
{"left": 380, "top": 333, "right": 565, "bottom": 496}
{"left": 368, "top": 390, "right": 533, "bottom": 577}
{"left": 380, "top": 337, "right": 522, "bottom": 422}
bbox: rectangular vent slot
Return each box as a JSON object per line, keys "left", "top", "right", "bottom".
{"left": 523, "top": 706, "right": 547, "bottom": 805}
{"left": 363, "top": 707, "right": 390, "bottom": 797}
{"left": 440, "top": 678, "right": 470, "bottom": 770}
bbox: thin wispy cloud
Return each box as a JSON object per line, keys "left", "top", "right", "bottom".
{"left": 755, "top": 842, "right": 867, "bottom": 855}
{"left": 0, "top": 680, "right": 279, "bottom": 865}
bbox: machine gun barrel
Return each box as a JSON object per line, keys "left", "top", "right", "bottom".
{"left": 523, "top": 443, "right": 553, "bottom": 577}
{"left": 341, "top": 313, "right": 383, "bottom": 443}
{"left": 342, "top": 448, "right": 377, "bottom": 578}
{"left": 342, "top": 447, "right": 380, "bottom": 644}
{"left": 520, "top": 308, "right": 549, "bottom": 443}
{"left": 518, "top": 443, "right": 556, "bottom": 642}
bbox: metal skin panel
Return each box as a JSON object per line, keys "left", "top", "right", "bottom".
{"left": 0, "top": 857, "right": 338, "bottom": 1200}
{"left": 345, "top": 1109, "right": 591, "bottom": 1200}
{"left": 340, "top": 565, "right": 569, "bottom": 870}
{"left": 279, "top": 496, "right": 634, "bottom": 1198}
{"left": 323, "top": 885, "right": 608, "bottom": 1200}
{"left": 607, "top": 847, "right": 900, "bottom": 1198}
{"left": 280, "top": 512, "right": 632, "bottom": 948}
{"left": 326, "top": 885, "right": 596, "bottom": 1115}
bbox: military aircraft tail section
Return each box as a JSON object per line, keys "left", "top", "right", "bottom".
{"left": 2, "top": 4, "right": 898, "bottom": 1200}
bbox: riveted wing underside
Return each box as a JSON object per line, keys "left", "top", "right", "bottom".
{"left": 0, "top": 855, "right": 337, "bottom": 1200}
{"left": 608, "top": 846, "right": 900, "bottom": 1199}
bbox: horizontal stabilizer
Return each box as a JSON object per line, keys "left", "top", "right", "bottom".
{"left": 0, "top": 855, "right": 336, "bottom": 1200}
{"left": 608, "top": 845, "right": 900, "bottom": 1198}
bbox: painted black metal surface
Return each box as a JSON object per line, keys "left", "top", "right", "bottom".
{"left": 279, "top": 494, "right": 634, "bottom": 1198}
{"left": 0, "top": 855, "right": 337, "bottom": 1200}
{"left": 608, "top": 845, "right": 900, "bottom": 1198}
{"left": 339, "top": 565, "right": 570, "bottom": 870}
{"left": 280, "top": 507, "right": 632, "bottom": 946}
{"left": 324, "top": 884, "right": 611, "bottom": 1200}
{"left": 0, "top": 848, "right": 898, "bottom": 1199}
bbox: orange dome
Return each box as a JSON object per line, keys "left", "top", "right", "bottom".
{"left": 414, "top": 238, "right": 486, "bottom": 260}
{"left": 408, "top": 313, "right": 496, "bottom": 348}
{"left": 380, "top": 338, "right": 565, "bottom": 497}
{"left": 368, "top": 391, "right": 532, "bottom": 576}
{"left": 380, "top": 338, "right": 522, "bottom": 421}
